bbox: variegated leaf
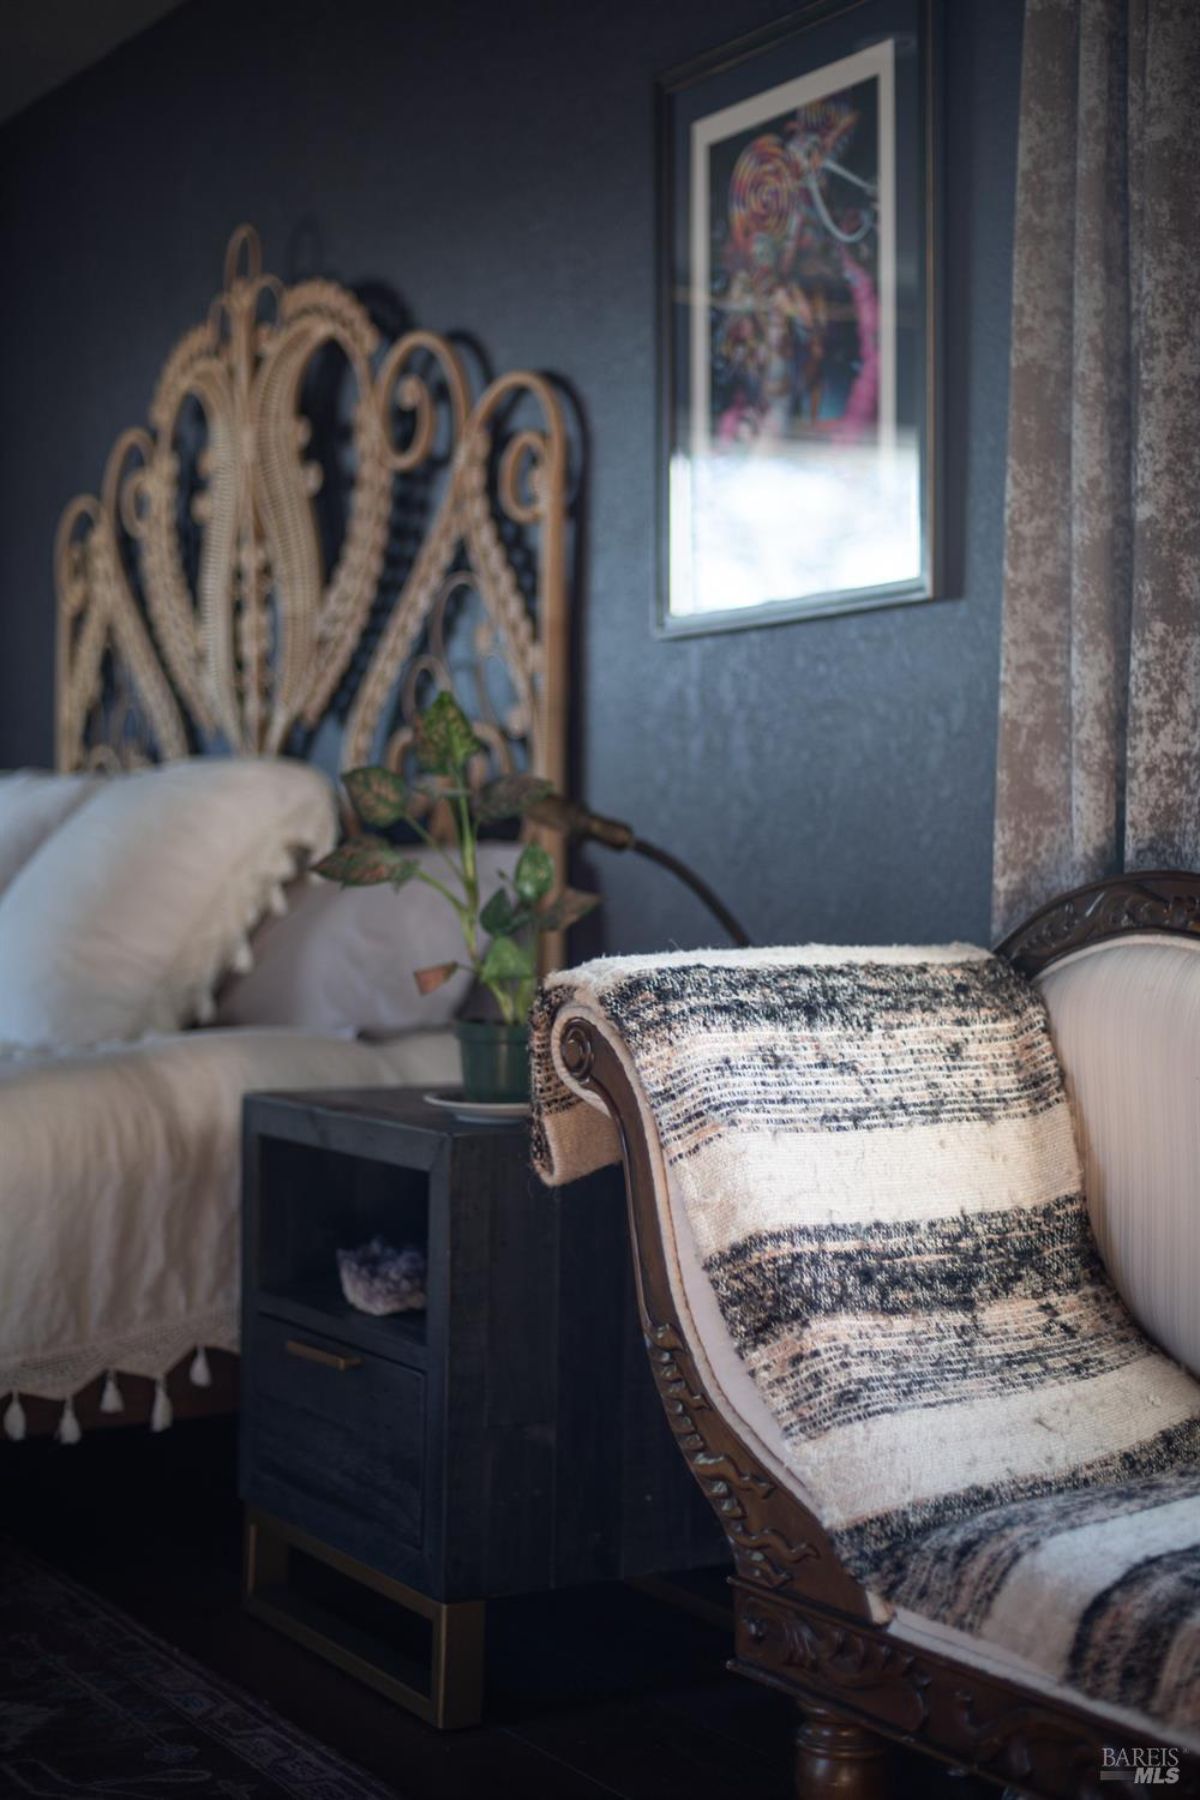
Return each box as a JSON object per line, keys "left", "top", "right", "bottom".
{"left": 480, "top": 934, "right": 534, "bottom": 983}
{"left": 514, "top": 841, "right": 554, "bottom": 904}
{"left": 314, "top": 836, "right": 418, "bottom": 888}
{"left": 473, "top": 774, "right": 554, "bottom": 824}
{"left": 480, "top": 887, "right": 519, "bottom": 935}
{"left": 343, "top": 765, "right": 411, "bottom": 828}
{"left": 416, "top": 692, "right": 483, "bottom": 774}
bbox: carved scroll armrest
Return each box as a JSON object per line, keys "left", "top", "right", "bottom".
{"left": 997, "top": 870, "right": 1200, "bottom": 976}
{"left": 557, "top": 1016, "right": 876, "bottom": 1620}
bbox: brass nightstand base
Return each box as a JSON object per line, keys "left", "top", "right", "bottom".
{"left": 243, "top": 1509, "right": 485, "bottom": 1730}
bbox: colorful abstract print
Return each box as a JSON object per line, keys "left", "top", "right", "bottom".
{"left": 532, "top": 946, "right": 1200, "bottom": 1732}
{"left": 709, "top": 80, "right": 882, "bottom": 450}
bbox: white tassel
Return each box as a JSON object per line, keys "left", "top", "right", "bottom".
{"left": 150, "top": 1379, "right": 173, "bottom": 1433}
{"left": 231, "top": 936, "right": 254, "bottom": 974}
{"left": 56, "top": 1397, "right": 81, "bottom": 1445}
{"left": 195, "top": 990, "right": 216, "bottom": 1025}
{"left": 267, "top": 882, "right": 288, "bottom": 915}
{"left": 100, "top": 1370, "right": 124, "bottom": 1414}
{"left": 4, "top": 1393, "right": 26, "bottom": 1441}
{"left": 189, "top": 1346, "right": 212, "bottom": 1389}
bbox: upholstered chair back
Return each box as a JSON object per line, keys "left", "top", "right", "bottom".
{"left": 1036, "top": 934, "right": 1200, "bottom": 1376}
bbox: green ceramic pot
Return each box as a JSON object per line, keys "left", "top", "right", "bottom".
{"left": 454, "top": 1019, "right": 531, "bottom": 1104}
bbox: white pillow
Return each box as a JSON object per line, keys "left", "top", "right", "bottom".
{"left": 0, "top": 758, "right": 337, "bottom": 1049}
{"left": 0, "top": 770, "right": 102, "bottom": 894}
{"left": 215, "top": 842, "right": 513, "bottom": 1035}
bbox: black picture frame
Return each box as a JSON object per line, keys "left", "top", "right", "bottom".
{"left": 656, "top": 0, "right": 940, "bottom": 638}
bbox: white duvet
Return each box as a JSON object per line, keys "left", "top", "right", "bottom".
{"left": 0, "top": 1026, "right": 458, "bottom": 1420}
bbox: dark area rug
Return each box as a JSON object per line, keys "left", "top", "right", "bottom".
{"left": 0, "top": 1539, "right": 398, "bottom": 1799}
{"left": 0, "top": 1421, "right": 992, "bottom": 1800}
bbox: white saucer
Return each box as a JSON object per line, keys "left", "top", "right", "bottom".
{"left": 423, "top": 1090, "right": 531, "bottom": 1125}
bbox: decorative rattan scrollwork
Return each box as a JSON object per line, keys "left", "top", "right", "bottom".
{"left": 342, "top": 365, "right": 567, "bottom": 803}
{"left": 54, "top": 226, "right": 569, "bottom": 844}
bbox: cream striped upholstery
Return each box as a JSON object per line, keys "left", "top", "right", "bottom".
{"left": 1038, "top": 935, "right": 1200, "bottom": 1377}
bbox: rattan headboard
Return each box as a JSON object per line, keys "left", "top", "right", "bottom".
{"left": 54, "top": 225, "right": 569, "bottom": 816}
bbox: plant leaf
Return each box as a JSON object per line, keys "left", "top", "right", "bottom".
{"left": 514, "top": 841, "right": 554, "bottom": 905}
{"left": 480, "top": 887, "right": 517, "bottom": 935}
{"left": 313, "top": 837, "right": 418, "bottom": 888}
{"left": 414, "top": 961, "right": 459, "bottom": 995}
{"left": 415, "top": 692, "right": 483, "bottom": 775}
{"left": 535, "top": 887, "right": 601, "bottom": 932}
{"left": 343, "top": 765, "right": 411, "bottom": 829}
{"left": 472, "top": 774, "right": 554, "bottom": 824}
{"left": 480, "top": 934, "right": 535, "bottom": 985}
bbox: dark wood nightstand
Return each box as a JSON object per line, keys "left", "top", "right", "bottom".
{"left": 239, "top": 1087, "right": 723, "bottom": 1728}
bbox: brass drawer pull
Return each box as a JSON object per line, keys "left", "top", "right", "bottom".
{"left": 285, "top": 1338, "right": 363, "bottom": 1372}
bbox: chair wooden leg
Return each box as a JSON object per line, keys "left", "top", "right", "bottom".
{"left": 794, "top": 1701, "right": 891, "bottom": 1800}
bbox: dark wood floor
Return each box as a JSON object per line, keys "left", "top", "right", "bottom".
{"left": 1, "top": 1419, "right": 990, "bottom": 1799}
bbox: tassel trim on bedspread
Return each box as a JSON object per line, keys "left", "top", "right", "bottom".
{"left": 56, "top": 1397, "right": 81, "bottom": 1445}
{"left": 151, "top": 1379, "right": 173, "bottom": 1433}
{"left": 1, "top": 1332, "right": 232, "bottom": 1444}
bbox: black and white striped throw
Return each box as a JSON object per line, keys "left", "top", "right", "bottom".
{"left": 531, "top": 945, "right": 1200, "bottom": 1733}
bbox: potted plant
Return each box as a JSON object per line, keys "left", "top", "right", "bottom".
{"left": 314, "top": 692, "right": 597, "bottom": 1103}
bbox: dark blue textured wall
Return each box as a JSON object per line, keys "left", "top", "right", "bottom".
{"left": 0, "top": 0, "right": 1024, "bottom": 951}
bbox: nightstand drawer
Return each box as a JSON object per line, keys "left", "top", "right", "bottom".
{"left": 243, "top": 1315, "right": 425, "bottom": 1563}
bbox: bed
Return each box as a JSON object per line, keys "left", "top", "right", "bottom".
{"left": 1, "top": 225, "right": 570, "bottom": 1440}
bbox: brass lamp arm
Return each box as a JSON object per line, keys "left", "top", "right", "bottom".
{"left": 626, "top": 836, "right": 751, "bottom": 949}
{"left": 528, "top": 794, "right": 750, "bottom": 948}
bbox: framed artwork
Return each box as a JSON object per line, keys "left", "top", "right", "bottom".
{"left": 658, "top": 0, "right": 939, "bottom": 636}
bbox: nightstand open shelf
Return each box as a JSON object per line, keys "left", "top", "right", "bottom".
{"left": 239, "top": 1088, "right": 724, "bottom": 1729}
{"left": 255, "top": 1279, "right": 428, "bottom": 1370}
{"left": 255, "top": 1131, "right": 431, "bottom": 1360}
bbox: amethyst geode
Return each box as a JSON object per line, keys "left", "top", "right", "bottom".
{"left": 336, "top": 1238, "right": 427, "bottom": 1316}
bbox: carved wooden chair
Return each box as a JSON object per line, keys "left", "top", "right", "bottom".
{"left": 544, "top": 874, "right": 1200, "bottom": 1800}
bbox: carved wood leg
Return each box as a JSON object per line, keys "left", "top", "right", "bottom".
{"left": 794, "top": 1701, "right": 891, "bottom": 1800}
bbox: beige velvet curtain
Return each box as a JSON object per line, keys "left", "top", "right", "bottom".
{"left": 992, "top": 0, "right": 1200, "bottom": 939}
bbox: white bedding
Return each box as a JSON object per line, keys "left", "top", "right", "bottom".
{"left": 0, "top": 1026, "right": 458, "bottom": 1426}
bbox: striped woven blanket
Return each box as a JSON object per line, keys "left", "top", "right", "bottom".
{"left": 531, "top": 946, "right": 1200, "bottom": 1734}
